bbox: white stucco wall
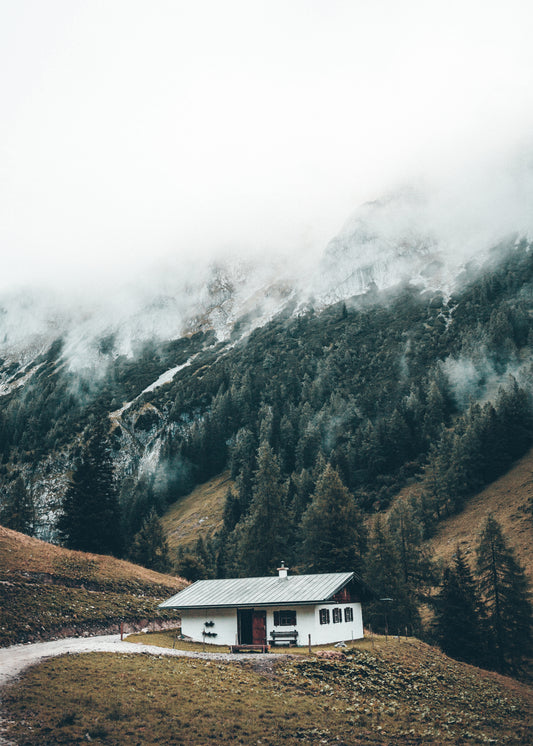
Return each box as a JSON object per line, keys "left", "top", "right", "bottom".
{"left": 180, "top": 608, "right": 238, "bottom": 646}
{"left": 267, "top": 603, "right": 363, "bottom": 646}
{"left": 180, "top": 603, "right": 363, "bottom": 647}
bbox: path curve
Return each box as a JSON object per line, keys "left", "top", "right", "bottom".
{"left": 0, "top": 634, "right": 274, "bottom": 745}
{"left": 0, "top": 634, "right": 271, "bottom": 688}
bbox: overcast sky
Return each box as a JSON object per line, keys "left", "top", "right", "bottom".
{"left": 1, "top": 0, "right": 533, "bottom": 293}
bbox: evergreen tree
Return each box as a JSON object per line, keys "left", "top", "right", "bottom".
{"left": 388, "top": 497, "right": 433, "bottom": 588}
{"left": 57, "top": 422, "right": 123, "bottom": 556}
{"left": 434, "top": 547, "right": 487, "bottom": 666}
{"left": 300, "top": 463, "right": 366, "bottom": 574}
{"left": 120, "top": 474, "right": 158, "bottom": 546}
{"left": 175, "top": 550, "right": 210, "bottom": 581}
{"left": 387, "top": 497, "right": 434, "bottom": 633}
{"left": 193, "top": 536, "right": 215, "bottom": 577}
{"left": 237, "top": 441, "right": 288, "bottom": 576}
{"left": 0, "top": 475, "right": 34, "bottom": 535}
{"left": 215, "top": 488, "right": 241, "bottom": 578}
{"left": 496, "top": 378, "right": 533, "bottom": 461}
{"left": 476, "top": 516, "right": 532, "bottom": 673}
{"left": 221, "top": 487, "right": 241, "bottom": 534}
{"left": 129, "top": 510, "right": 171, "bottom": 573}
{"left": 422, "top": 378, "right": 447, "bottom": 445}
{"left": 363, "top": 515, "right": 419, "bottom": 635}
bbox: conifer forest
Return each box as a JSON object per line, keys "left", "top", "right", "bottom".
{"left": 1, "top": 241, "right": 533, "bottom": 674}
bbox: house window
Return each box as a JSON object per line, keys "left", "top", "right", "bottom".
{"left": 273, "top": 610, "right": 297, "bottom": 626}
{"left": 319, "top": 608, "right": 330, "bottom": 625}
{"left": 332, "top": 607, "right": 342, "bottom": 624}
{"left": 344, "top": 607, "right": 354, "bottom": 623}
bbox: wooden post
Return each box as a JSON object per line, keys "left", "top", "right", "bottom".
{"left": 308, "top": 634, "right": 312, "bottom": 655}
{"left": 120, "top": 621, "right": 124, "bottom": 641}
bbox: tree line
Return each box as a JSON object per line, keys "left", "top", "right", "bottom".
{"left": 434, "top": 516, "right": 532, "bottom": 675}
{"left": 1, "top": 241, "right": 533, "bottom": 675}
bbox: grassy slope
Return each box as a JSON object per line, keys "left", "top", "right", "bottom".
{"left": 0, "top": 525, "right": 187, "bottom": 647}
{"left": 2, "top": 636, "right": 532, "bottom": 745}
{"left": 161, "top": 471, "right": 233, "bottom": 556}
{"left": 425, "top": 446, "right": 533, "bottom": 582}
{"left": 161, "top": 447, "right": 533, "bottom": 583}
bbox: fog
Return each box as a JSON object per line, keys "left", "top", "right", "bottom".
{"left": 1, "top": 1, "right": 533, "bottom": 347}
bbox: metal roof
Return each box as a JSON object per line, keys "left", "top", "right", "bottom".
{"left": 159, "top": 572, "right": 358, "bottom": 609}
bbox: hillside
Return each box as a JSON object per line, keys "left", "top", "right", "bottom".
{"left": 1, "top": 233, "right": 533, "bottom": 672}
{"left": 2, "top": 635, "right": 532, "bottom": 745}
{"left": 426, "top": 446, "right": 533, "bottom": 582}
{"left": 2, "top": 236, "right": 532, "bottom": 554}
{"left": 0, "top": 526, "right": 187, "bottom": 647}
{"left": 161, "top": 471, "right": 233, "bottom": 557}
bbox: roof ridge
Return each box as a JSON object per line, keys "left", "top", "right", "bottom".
{"left": 159, "top": 571, "right": 362, "bottom": 609}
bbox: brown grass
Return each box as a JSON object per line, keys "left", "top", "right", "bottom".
{"left": 426, "top": 446, "right": 533, "bottom": 582}
{"left": 2, "top": 636, "right": 531, "bottom": 745}
{"left": 0, "top": 526, "right": 187, "bottom": 646}
{"left": 161, "top": 471, "right": 233, "bottom": 553}
{"left": 0, "top": 525, "right": 186, "bottom": 588}
{"left": 126, "top": 628, "right": 384, "bottom": 655}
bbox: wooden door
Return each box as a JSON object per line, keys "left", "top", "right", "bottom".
{"left": 238, "top": 610, "right": 253, "bottom": 644}
{"left": 252, "top": 610, "right": 266, "bottom": 645}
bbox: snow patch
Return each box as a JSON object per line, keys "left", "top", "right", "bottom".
{"left": 142, "top": 358, "right": 197, "bottom": 394}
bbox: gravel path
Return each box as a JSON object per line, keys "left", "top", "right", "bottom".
{"left": 0, "top": 634, "right": 274, "bottom": 745}
{"left": 0, "top": 634, "right": 272, "bottom": 687}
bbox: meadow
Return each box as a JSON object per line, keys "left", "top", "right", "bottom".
{"left": 2, "top": 635, "right": 531, "bottom": 745}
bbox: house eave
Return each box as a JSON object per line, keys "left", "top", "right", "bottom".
{"left": 158, "top": 570, "right": 375, "bottom": 610}
{"left": 161, "top": 599, "right": 358, "bottom": 611}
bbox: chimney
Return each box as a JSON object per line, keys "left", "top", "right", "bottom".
{"left": 277, "top": 561, "right": 289, "bottom": 579}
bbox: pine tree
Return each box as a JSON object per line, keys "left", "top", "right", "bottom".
{"left": 387, "top": 497, "right": 434, "bottom": 588}
{"left": 0, "top": 475, "right": 34, "bottom": 535}
{"left": 476, "top": 516, "right": 532, "bottom": 673}
{"left": 237, "top": 441, "right": 288, "bottom": 576}
{"left": 57, "top": 422, "right": 123, "bottom": 556}
{"left": 387, "top": 497, "right": 435, "bottom": 634}
{"left": 496, "top": 378, "right": 533, "bottom": 461}
{"left": 300, "top": 463, "right": 366, "bottom": 574}
{"left": 434, "top": 547, "right": 487, "bottom": 666}
{"left": 363, "top": 515, "right": 419, "bottom": 635}
{"left": 129, "top": 510, "right": 171, "bottom": 573}
{"left": 175, "top": 550, "right": 210, "bottom": 581}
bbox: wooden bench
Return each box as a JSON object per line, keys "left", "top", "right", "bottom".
{"left": 270, "top": 630, "right": 298, "bottom": 646}
{"left": 229, "top": 644, "right": 269, "bottom": 654}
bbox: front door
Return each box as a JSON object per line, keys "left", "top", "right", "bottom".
{"left": 238, "top": 609, "right": 267, "bottom": 645}
{"left": 238, "top": 610, "right": 253, "bottom": 644}
{"left": 252, "top": 610, "right": 266, "bottom": 645}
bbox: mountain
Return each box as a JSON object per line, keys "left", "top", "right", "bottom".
{"left": 0, "top": 184, "right": 532, "bottom": 563}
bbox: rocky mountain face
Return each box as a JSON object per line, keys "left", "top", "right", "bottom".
{"left": 0, "top": 183, "right": 532, "bottom": 542}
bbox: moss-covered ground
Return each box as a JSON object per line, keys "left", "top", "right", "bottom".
{"left": 2, "top": 636, "right": 531, "bottom": 745}
{"left": 0, "top": 526, "right": 186, "bottom": 646}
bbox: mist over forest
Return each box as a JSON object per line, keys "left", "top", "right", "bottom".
{"left": 2, "top": 0, "right": 533, "bottom": 681}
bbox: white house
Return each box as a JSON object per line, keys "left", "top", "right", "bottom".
{"left": 159, "top": 564, "right": 372, "bottom": 648}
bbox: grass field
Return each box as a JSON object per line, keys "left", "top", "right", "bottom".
{"left": 0, "top": 525, "right": 186, "bottom": 646}
{"left": 2, "top": 635, "right": 531, "bottom": 745}
{"left": 426, "top": 446, "right": 533, "bottom": 583}
{"left": 161, "top": 471, "right": 233, "bottom": 556}
{"left": 125, "top": 628, "right": 394, "bottom": 655}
